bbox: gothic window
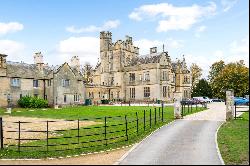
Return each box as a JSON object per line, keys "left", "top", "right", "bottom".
{"left": 139, "top": 74, "right": 142, "bottom": 81}
{"left": 64, "top": 95, "right": 67, "bottom": 103}
{"left": 162, "top": 71, "right": 168, "bottom": 80}
{"left": 129, "top": 73, "right": 135, "bottom": 82}
{"left": 130, "top": 88, "right": 135, "bottom": 99}
{"left": 144, "top": 87, "right": 150, "bottom": 98}
{"left": 163, "top": 86, "right": 167, "bottom": 97}
{"left": 143, "top": 72, "right": 150, "bottom": 81}
{"left": 117, "top": 91, "right": 120, "bottom": 98}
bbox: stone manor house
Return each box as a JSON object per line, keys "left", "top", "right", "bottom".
{"left": 86, "top": 31, "right": 191, "bottom": 104}
{"left": 0, "top": 31, "right": 191, "bottom": 107}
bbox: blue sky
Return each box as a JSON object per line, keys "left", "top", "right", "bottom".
{"left": 0, "top": 0, "right": 249, "bottom": 77}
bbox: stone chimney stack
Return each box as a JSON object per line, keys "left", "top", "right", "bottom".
{"left": 150, "top": 47, "right": 157, "bottom": 54}
{"left": 70, "top": 56, "right": 80, "bottom": 72}
{"left": 34, "top": 52, "right": 44, "bottom": 71}
{"left": 0, "top": 53, "right": 8, "bottom": 76}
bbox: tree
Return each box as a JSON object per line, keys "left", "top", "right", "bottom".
{"left": 208, "top": 60, "right": 225, "bottom": 82}
{"left": 191, "top": 79, "right": 213, "bottom": 98}
{"left": 82, "top": 62, "right": 93, "bottom": 84}
{"left": 190, "top": 63, "right": 203, "bottom": 90}
{"left": 210, "top": 61, "right": 249, "bottom": 99}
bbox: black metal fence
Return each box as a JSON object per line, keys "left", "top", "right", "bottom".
{"left": 181, "top": 102, "right": 207, "bottom": 118}
{"left": 234, "top": 103, "right": 249, "bottom": 119}
{"left": 0, "top": 107, "right": 167, "bottom": 158}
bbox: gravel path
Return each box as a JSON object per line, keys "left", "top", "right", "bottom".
{"left": 2, "top": 116, "right": 102, "bottom": 144}
{"left": 0, "top": 147, "right": 130, "bottom": 165}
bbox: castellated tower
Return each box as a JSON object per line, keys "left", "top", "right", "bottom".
{"left": 100, "top": 31, "right": 112, "bottom": 52}
{"left": 70, "top": 56, "right": 80, "bottom": 72}
{"left": 34, "top": 52, "right": 44, "bottom": 71}
{"left": 100, "top": 31, "right": 113, "bottom": 73}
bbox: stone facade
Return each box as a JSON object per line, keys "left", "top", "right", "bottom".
{"left": 0, "top": 53, "right": 85, "bottom": 107}
{"left": 86, "top": 31, "right": 192, "bottom": 103}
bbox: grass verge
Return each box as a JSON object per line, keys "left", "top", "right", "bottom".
{"left": 217, "top": 112, "right": 249, "bottom": 165}
{"left": 0, "top": 105, "right": 205, "bottom": 159}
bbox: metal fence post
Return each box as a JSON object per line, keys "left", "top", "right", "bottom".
{"left": 234, "top": 103, "right": 237, "bottom": 119}
{"left": 150, "top": 109, "right": 152, "bottom": 128}
{"left": 158, "top": 107, "right": 160, "bottom": 121}
{"left": 154, "top": 108, "right": 157, "bottom": 125}
{"left": 181, "top": 104, "right": 183, "bottom": 118}
{"left": 136, "top": 112, "right": 138, "bottom": 135}
{"left": 125, "top": 115, "right": 128, "bottom": 141}
{"left": 46, "top": 121, "right": 49, "bottom": 153}
{"left": 0, "top": 117, "right": 3, "bottom": 149}
{"left": 104, "top": 117, "right": 107, "bottom": 146}
{"left": 144, "top": 110, "right": 146, "bottom": 131}
{"left": 162, "top": 106, "right": 164, "bottom": 122}
{"left": 18, "top": 121, "right": 21, "bottom": 154}
{"left": 77, "top": 119, "right": 80, "bottom": 144}
{"left": 196, "top": 103, "right": 197, "bottom": 111}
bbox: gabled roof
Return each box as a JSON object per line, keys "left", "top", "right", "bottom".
{"left": 6, "top": 61, "right": 52, "bottom": 79}
{"left": 128, "top": 52, "right": 168, "bottom": 66}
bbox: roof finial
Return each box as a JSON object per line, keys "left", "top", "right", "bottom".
{"left": 163, "top": 44, "right": 165, "bottom": 52}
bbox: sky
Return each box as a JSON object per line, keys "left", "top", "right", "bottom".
{"left": 0, "top": 0, "right": 249, "bottom": 78}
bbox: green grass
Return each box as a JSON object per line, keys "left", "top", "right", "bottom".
{"left": 0, "top": 105, "right": 205, "bottom": 159}
{"left": 218, "top": 112, "right": 249, "bottom": 165}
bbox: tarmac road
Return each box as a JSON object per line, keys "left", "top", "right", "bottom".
{"left": 118, "top": 119, "right": 223, "bottom": 165}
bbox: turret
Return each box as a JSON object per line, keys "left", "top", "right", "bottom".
{"left": 150, "top": 47, "right": 157, "bottom": 54}
{"left": 100, "top": 31, "right": 112, "bottom": 52}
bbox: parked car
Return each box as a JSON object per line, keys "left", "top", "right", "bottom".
{"left": 234, "top": 97, "right": 249, "bottom": 105}
{"left": 212, "top": 98, "right": 225, "bottom": 102}
{"left": 193, "top": 97, "right": 213, "bottom": 103}
{"left": 191, "top": 98, "right": 204, "bottom": 104}
{"left": 181, "top": 99, "right": 194, "bottom": 105}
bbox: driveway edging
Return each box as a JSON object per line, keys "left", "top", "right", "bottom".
{"left": 113, "top": 119, "right": 177, "bottom": 165}
{"left": 215, "top": 121, "right": 226, "bottom": 165}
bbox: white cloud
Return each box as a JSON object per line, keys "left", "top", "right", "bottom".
{"left": 221, "top": 0, "right": 238, "bottom": 12}
{"left": 134, "top": 38, "right": 184, "bottom": 55}
{"left": 0, "top": 40, "right": 25, "bottom": 60}
{"left": 55, "top": 36, "right": 99, "bottom": 66}
{"left": 195, "top": 25, "right": 207, "bottom": 37}
{"left": 66, "top": 20, "right": 120, "bottom": 33}
{"left": 227, "top": 35, "right": 249, "bottom": 66}
{"left": 214, "top": 50, "right": 224, "bottom": 58}
{"left": 129, "top": 2, "right": 216, "bottom": 32}
{"left": 0, "top": 22, "right": 24, "bottom": 35}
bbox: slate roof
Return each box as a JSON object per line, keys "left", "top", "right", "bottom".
{"left": 6, "top": 61, "right": 83, "bottom": 79}
{"left": 128, "top": 52, "right": 168, "bottom": 66}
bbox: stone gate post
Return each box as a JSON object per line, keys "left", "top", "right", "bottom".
{"left": 226, "top": 90, "right": 234, "bottom": 121}
{"left": 174, "top": 92, "right": 182, "bottom": 119}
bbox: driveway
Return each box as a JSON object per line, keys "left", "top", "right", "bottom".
{"left": 118, "top": 102, "right": 249, "bottom": 165}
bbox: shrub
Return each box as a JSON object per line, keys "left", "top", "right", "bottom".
{"left": 18, "top": 96, "right": 48, "bottom": 108}
{"left": 101, "top": 99, "right": 110, "bottom": 104}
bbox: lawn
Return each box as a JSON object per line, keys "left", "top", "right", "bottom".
{"left": 0, "top": 105, "right": 205, "bottom": 159}
{"left": 217, "top": 112, "right": 249, "bottom": 165}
